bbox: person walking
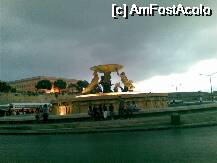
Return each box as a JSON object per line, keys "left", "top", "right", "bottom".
{"left": 42, "top": 104, "right": 49, "bottom": 122}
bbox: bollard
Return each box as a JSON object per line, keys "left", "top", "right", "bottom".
{"left": 171, "top": 113, "right": 180, "bottom": 125}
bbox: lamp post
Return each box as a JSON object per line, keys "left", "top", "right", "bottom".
{"left": 171, "top": 83, "right": 182, "bottom": 100}
{"left": 171, "top": 83, "right": 182, "bottom": 92}
{"left": 200, "top": 72, "right": 217, "bottom": 101}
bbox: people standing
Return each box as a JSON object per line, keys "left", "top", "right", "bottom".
{"left": 132, "top": 101, "right": 138, "bottom": 112}
{"left": 109, "top": 104, "right": 114, "bottom": 120}
{"left": 103, "top": 104, "right": 108, "bottom": 120}
{"left": 88, "top": 105, "right": 93, "bottom": 120}
{"left": 92, "top": 105, "right": 97, "bottom": 121}
{"left": 42, "top": 104, "right": 49, "bottom": 122}
{"left": 98, "top": 104, "right": 103, "bottom": 120}
{"left": 126, "top": 101, "right": 133, "bottom": 118}
{"left": 35, "top": 107, "right": 40, "bottom": 121}
{"left": 118, "top": 96, "right": 125, "bottom": 118}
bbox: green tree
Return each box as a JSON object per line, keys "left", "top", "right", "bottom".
{"left": 68, "top": 83, "right": 78, "bottom": 88}
{"left": 91, "top": 85, "right": 102, "bottom": 94}
{"left": 54, "top": 79, "right": 67, "bottom": 93}
{"left": 35, "top": 80, "right": 52, "bottom": 90}
{"left": 11, "top": 88, "right": 17, "bottom": 93}
{"left": 0, "top": 81, "right": 14, "bottom": 93}
{"left": 76, "top": 80, "right": 89, "bottom": 92}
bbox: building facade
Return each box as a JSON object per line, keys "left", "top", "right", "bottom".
{"left": 8, "top": 76, "right": 78, "bottom": 93}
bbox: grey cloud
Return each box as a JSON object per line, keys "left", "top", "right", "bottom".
{"left": 0, "top": 0, "right": 217, "bottom": 82}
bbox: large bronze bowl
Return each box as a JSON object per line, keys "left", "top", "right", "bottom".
{"left": 90, "top": 64, "right": 123, "bottom": 73}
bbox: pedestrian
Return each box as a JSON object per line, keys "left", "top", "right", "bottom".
{"left": 103, "top": 104, "right": 108, "bottom": 120}
{"left": 118, "top": 96, "right": 125, "bottom": 118}
{"left": 93, "top": 105, "right": 97, "bottom": 121}
{"left": 127, "top": 101, "right": 133, "bottom": 118}
{"left": 35, "top": 107, "right": 40, "bottom": 121}
{"left": 132, "top": 101, "right": 139, "bottom": 112}
{"left": 42, "top": 104, "right": 49, "bottom": 121}
{"left": 88, "top": 105, "right": 93, "bottom": 120}
{"left": 109, "top": 104, "right": 114, "bottom": 120}
{"left": 21, "top": 108, "right": 25, "bottom": 115}
{"left": 98, "top": 104, "right": 103, "bottom": 120}
{"left": 88, "top": 105, "right": 92, "bottom": 115}
{"left": 199, "top": 96, "right": 203, "bottom": 103}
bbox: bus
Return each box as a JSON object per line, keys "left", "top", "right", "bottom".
{"left": 0, "top": 103, "right": 52, "bottom": 116}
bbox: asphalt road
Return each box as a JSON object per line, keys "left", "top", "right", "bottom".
{"left": 1, "top": 126, "right": 217, "bottom": 162}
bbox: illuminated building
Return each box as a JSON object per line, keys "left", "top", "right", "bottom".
{"left": 8, "top": 76, "right": 78, "bottom": 93}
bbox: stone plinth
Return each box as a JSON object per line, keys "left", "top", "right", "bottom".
{"left": 51, "top": 92, "right": 168, "bottom": 115}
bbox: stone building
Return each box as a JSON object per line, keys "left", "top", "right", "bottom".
{"left": 8, "top": 76, "right": 78, "bottom": 93}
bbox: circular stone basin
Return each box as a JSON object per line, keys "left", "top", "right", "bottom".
{"left": 90, "top": 64, "right": 123, "bottom": 73}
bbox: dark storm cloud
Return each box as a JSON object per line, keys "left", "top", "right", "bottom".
{"left": 1, "top": 0, "right": 217, "bottom": 82}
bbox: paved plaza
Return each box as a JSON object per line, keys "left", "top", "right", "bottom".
{"left": 0, "top": 103, "right": 217, "bottom": 134}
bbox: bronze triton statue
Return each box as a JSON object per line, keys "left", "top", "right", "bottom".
{"left": 82, "top": 64, "right": 134, "bottom": 94}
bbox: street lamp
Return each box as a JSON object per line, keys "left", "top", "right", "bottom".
{"left": 200, "top": 72, "right": 217, "bottom": 101}
{"left": 171, "top": 83, "right": 182, "bottom": 92}
{"left": 171, "top": 83, "right": 182, "bottom": 100}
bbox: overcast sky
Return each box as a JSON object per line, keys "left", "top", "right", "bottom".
{"left": 0, "top": 0, "right": 217, "bottom": 92}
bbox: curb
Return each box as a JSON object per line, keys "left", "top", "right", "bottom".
{"left": 1, "top": 121, "right": 217, "bottom": 135}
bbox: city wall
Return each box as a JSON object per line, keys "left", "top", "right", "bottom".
{"left": 0, "top": 93, "right": 75, "bottom": 105}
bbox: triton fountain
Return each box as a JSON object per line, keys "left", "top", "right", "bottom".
{"left": 51, "top": 64, "right": 168, "bottom": 115}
